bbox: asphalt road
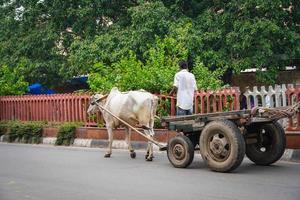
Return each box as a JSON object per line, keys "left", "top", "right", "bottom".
{"left": 0, "top": 143, "right": 300, "bottom": 200}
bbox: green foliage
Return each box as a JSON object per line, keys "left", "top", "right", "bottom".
{"left": 87, "top": 62, "right": 116, "bottom": 93}
{"left": 127, "top": 1, "right": 171, "bottom": 55}
{"left": 223, "top": 96, "right": 234, "bottom": 112}
{"left": 192, "top": 58, "right": 223, "bottom": 90}
{"left": 0, "top": 121, "right": 8, "bottom": 136}
{"left": 65, "top": 1, "right": 172, "bottom": 81}
{"left": 0, "top": 65, "right": 28, "bottom": 95}
{"left": 157, "top": 99, "right": 171, "bottom": 117}
{"left": 192, "top": 1, "right": 300, "bottom": 83}
{"left": 55, "top": 123, "right": 79, "bottom": 146}
{"left": 256, "top": 68, "right": 279, "bottom": 85}
{"left": 7, "top": 122, "right": 20, "bottom": 142}
{"left": 0, "top": 0, "right": 136, "bottom": 86}
{"left": 6, "top": 121, "right": 44, "bottom": 143}
{"left": 154, "top": 98, "right": 171, "bottom": 128}
{"left": 1, "top": 0, "right": 299, "bottom": 88}
{"left": 88, "top": 32, "right": 190, "bottom": 93}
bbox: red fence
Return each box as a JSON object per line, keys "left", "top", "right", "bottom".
{"left": 0, "top": 94, "right": 100, "bottom": 126}
{"left": 194, "top": 87, "right": 240, "bottom": 113}
{"left": 286, "top": 85, "right": 300, "bottom": 131}
{"left": 0, "top": 88, "right": 241, "bottom": 126}
{"left": 1, "top": 86, "right": 299, "bottom": 129}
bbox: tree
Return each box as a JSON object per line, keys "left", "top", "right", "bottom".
{"left": 0, "top": 0, "right": 137, "bottom": 86}
{"left": 68, "top": 1, "right": 172, "bottom": 77}
{"left": 87, "top": 32, "right": 189, "bottom": 93}
{"left": 189, "top": 0, "right": 300, "bottom": 83}
{"left": 1, "top": 0, "right": 299, "bottom": 90}
{"left": 192, "top": 58, "right": 223, "bottom": 90}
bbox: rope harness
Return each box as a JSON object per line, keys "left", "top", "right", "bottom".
{"left": 251, "top": 102, "right": 300, "bottom": 120}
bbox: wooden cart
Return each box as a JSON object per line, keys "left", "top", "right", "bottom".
{"left": 161, "top": 104, "right": 299, "bottom": 172}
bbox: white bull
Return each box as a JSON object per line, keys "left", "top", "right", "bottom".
{"left": 87, "top": 87, "right": 159, "bottom": 161}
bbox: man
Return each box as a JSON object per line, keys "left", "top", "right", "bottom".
{"left": 169, "top": 60, "right": 197, "bottom": 115}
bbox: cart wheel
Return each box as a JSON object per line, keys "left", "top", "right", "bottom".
{"left": 199, "top": 120, "right": 245, "bottom": 172}
{"left": 245, "top": 121, "right": 286, "bottom": 166}
{"left": 167, "top": 135, "right": 194, "bottom": 168}
{"left": 130, "top": 151, "right": 136, "bottom": 159}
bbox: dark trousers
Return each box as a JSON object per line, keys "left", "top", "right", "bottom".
{"left": 176, "top": 106, "right": 193, "bottom": 116}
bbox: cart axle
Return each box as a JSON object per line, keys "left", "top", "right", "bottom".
{"left": 159, "top": 146, "right": 168, "bottom": 151}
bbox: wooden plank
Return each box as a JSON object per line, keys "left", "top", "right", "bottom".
{"left": 162, "top": 110, "right": 250, "bottom": 122}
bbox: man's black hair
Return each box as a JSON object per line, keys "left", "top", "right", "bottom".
{"left": 178, "top": 60, "right": 188, "bottom": 69}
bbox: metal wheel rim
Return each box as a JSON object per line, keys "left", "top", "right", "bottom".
{"left": 207, "top": 131, "right": 231, "bottom": 162}
{"left": 255, "top": 128, "right": 273, "bottom": 152}
{"left": 172, "top": 143, "right": 186, "bottom": 160}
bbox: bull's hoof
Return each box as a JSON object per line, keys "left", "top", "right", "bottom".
{"left": 146, "top": 156, "right": 153, "bottom": 161}
{"left": 130, "top": 151, "right": 136, "bottom": 159}
{"left": 104, "top": 153, "right": 111, "bottom": 158}
{"left": 145, "top": 154, "right": 149, "bottom": 160}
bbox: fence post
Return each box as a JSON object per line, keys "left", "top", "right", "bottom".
{"left": 286, "top": 85, "right": 300, "bottom": 131}
{"left": 244, "top": 84, "right": 292, "bottom": 109}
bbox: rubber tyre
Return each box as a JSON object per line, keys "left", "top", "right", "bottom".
{"left": 245, "top": 121, "right": 286, "bottom": 166}
{"left": 167, "top": 135, "right": 194, "bottom": 168}
{"left": 199, "top": 120, "right": 245, "bottom": 172}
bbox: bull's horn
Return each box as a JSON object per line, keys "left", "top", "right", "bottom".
{"left": 98, "top": 94, "right": 108, "bottom": 101}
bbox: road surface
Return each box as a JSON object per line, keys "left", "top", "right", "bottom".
{"left": 0, "top": 143, "right": 299, "bottom": 200}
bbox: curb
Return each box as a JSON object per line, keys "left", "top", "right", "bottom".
{"left": 74, "top": 138, "right": 164, "bottom": 151}
{"left": 41, "top": 137, "right": 164, "bottom": 151}
{"left": 1, "top": 136, "right": 299, "bottom": 162}
{"left": 282, "top": 149, "right": 300, "bottom": 162}
{"left": 42, "top": 137, "right": 56, "bottom": 145}
{"left": 0, "top": 135, "right": 8, "bottom": 142}
{"left": 0, "top": 136, "right": 165, "bottom": 151}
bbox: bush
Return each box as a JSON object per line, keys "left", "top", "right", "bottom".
{"left": 87, "top": 33, "right": 188, "bottom": 94}
{"left": 154, "top": 98, "right": 171, "bottom": 128}
{"left": 8, "top": 121, "right": 21, "bottom": 142}
{"left": 223, "top": 95, "right": 234, "bottom": 112}
{"left": 55, "top": 123, "right": 79, "bottom": 146}
{"left": 0, "top": 121, "right": 8, "bottom": 136}
{"left": 7, "top": 121, "right": 44, "bottom": 143}
{"left": 26, "top": 122, "right": 44, "bottom": 144}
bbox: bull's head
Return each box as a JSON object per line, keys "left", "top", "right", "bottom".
{"left": 87, "top": 94, "right": 108, "bottom": 115}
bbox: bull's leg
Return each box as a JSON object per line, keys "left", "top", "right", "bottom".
{"left": 125, "top": 127, "right": 136, "bottom": 159}
{"left": 145, "top": 140, "right": 149, "bottom": 159}
{"left": 147, "top": 116, "right": 156, "bottom": 161}
{"left": 144, "top": 129, "right": 155, "bottom": 161}
{"left": 105, "top": 127, "right": 113, "bottom": 158}
{"left": 146, "top": 141, "right": 154, "bottom": 161}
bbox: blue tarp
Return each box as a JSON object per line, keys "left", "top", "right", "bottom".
{"left": 28, "top": 83, "right": 55, "bottom": 94}
{"left": 69, "top": 76, "right": 88, "bottom": 84}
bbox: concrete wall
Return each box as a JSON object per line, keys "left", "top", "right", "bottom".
{"left": 231, "top": 70, "right": 300, "bottom": 92}
{"left": 40, "top": 127, "right": 300, "bottom": 149}
{"left": 43, "top": 127, "right": 177, "bottom": 143}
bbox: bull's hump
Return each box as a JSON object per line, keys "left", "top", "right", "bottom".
{"left": 129, "top": 91, "right": 152, "bottom": 101}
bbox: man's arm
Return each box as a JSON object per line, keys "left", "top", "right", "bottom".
{"left": 169, "top": 86, "right": 177, "bottom": 96}
{"left": 193, "top": 74, "right": 198, "bottom": 92}
{"left": 169, "top": 73, "right": 179, "bottom": 96}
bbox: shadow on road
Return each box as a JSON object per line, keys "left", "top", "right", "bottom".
{"left": 235, "top": 162, "right": 288, "bottom": 174}
{"left": 166, "top": 155, "right": 296, "bottom": 175}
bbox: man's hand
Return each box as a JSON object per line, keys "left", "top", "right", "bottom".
{"left": 169, "top": 86, "right": 177, "bottom": 96}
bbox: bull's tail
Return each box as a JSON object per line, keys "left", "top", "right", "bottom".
{"left": 148, "top": 96, "right": 159, "bottom": 136}
{"left": 151, "top": 96, "right": 159, "bottom": 123}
